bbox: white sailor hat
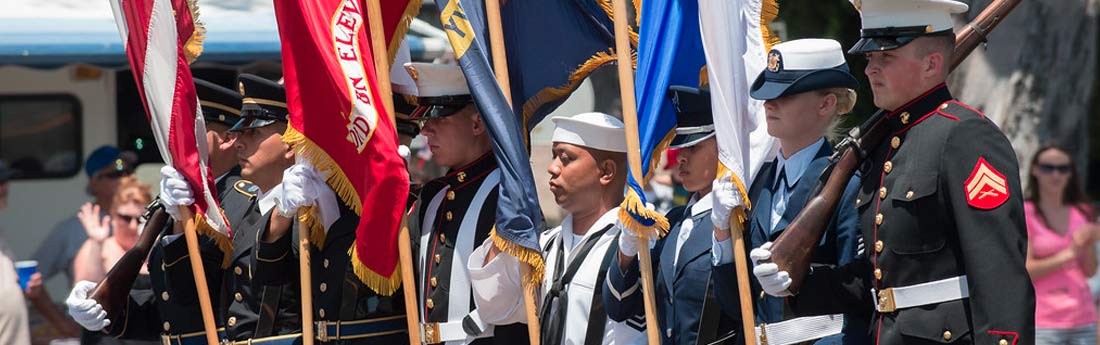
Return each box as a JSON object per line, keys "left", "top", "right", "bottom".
{"left": 551, "top": 112, "right": 628, "bottom": 153}
{"left": 750, "top": 39, "right": 859, "bottom": 101}
{"left": 848, "top": 0, "right": 968, "bottom": 54}
{"left": 404, "top": 62, "right": 474, "bottom": 119}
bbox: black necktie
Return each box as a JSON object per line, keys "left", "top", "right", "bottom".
{"left": 773, "top": 167, "right": 788, "bottom": 194}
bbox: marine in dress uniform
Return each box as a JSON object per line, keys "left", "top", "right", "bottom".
{"left": 714, "top": 39, "right": 869, "bottom": 345}
{"left": 603, "top": 86, "right": 737, "bottom": 345}
{"left": 404, "top": 63, "right": 528, "bottom": 345}
{"left": 470, "top": 112, "right": 645, "bottom": 345}
{"left": 752, "top": 2, "right": 1035, "bottom": 344}
{"left": 221, "top": 74, "right": 304, "bottom": 344}
{"left": 237, "top": 74, "right": 408, "bottom": 345}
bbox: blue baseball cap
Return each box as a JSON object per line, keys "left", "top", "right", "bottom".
{"left": 85, "top": 146, "right": 128, "bottom": 177}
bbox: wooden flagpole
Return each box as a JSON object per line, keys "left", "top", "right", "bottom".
{"left": 610, "top": 0, "right": 660, "bottom": 343}
{"left": 297, "top": 212, "right": 315, "bottom": 345}
{"left": 729, "top": 217, "right": 757, "bottom": 345}
{"left": 364, "top": 1, "right": 421, "bottom": 345}
{"left": 484, "top": 1, "right": 541, "bottom": 344}
{"left": 175, "top": 207, "right": 220, "bottom": 345}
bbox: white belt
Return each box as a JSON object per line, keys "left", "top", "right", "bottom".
{"left": 421, "top": 310, "right": 494, "bottom": 344}
{"left": 754, "top": 314, "right": 844, "bottom": 345}
{"left": 873, "top": 275, "right": 969, "bottom": 313}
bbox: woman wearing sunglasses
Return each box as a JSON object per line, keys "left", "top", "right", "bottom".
{"left": 73, "top": 176, "right": 152, "bottom": 283}
{"left": 1025, "top": 144, "right": 1100, "bottom": 345}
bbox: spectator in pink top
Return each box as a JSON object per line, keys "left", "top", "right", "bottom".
{"left": 1025, "top": 144, "right": 1100, "bottom": 345}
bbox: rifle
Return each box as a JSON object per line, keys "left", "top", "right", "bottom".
{"left": 767, "top": 0, "right": 1023, "bottom": 294}
{"left": 90, "top": 199, "right": 169, "bottom": 328}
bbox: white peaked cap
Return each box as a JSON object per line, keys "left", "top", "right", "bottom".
{"left": 855, "top": 0, "right": 968, "bottom": 33}
{"left": 771, "top": 39, "right": 847, "bottom": 70}
{"left": 551, "top": 112, "right": 628, "bottom": 153}
{"left": 403, "top": 62, "right": 470, "bottom": 97}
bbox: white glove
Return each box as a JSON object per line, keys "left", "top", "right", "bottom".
{"left": 159, "top": 166, "right": 194, "bottom": 221}
{"left": 277, "top": 161, "right": 341, "bottom": 230}
{"left": 750, "top": 242, "right": 792, "bottom": 297}
{"left": 710, "top": 172, "right": 743, "bottom": 231}
{"left": 66, "top": 280, "right": 110, "bottom": 331}
{"left": 616, "top": 220, "right": 658, "bottom": 258}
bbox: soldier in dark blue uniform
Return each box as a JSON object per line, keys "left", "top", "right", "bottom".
{"left": 603, "top": 85, "right": 738, "bottom": 345}
{"left": 236, "top": 75, "right": 408, "bottom": 344}
{"left": 751, "top": 1, "right": 1035, "bottom": 344}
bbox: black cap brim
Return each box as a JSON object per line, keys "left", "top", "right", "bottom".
{"left": 410, "top": 104, "right": 471, "bottom": 120}
{"left": 669, "top": 132, "right": 715, "bottom": 149}
{"left": 847, "top": 36, "right": 919, "bottom": 54}
{"left": 750, "top": 67, "right": 860, "bottom": 101}
{"left": 228, "top": 117, "right": 278, "bottom": 132}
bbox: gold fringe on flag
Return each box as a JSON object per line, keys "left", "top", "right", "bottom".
{"left": 183, "top": 0, "right": 205, "bottom": 64}
{"left": 489, "top": 228, "right": 545, "bottom": 288}
{"left": 193, "top": 213, "right": 234, "bottom": 269}
{"left": 348, "top": 244, "right": 403, "bottom": 296}
{"left": 760, "top": 0, "right": 780, "bottom": 51}
{"left": 617, "top": 189, "right": 671, "bottom": 240}
{"left": 597, "top": 0, "right": 639, "bottom": 47}
{"left": 520, "top": 50, "right": 618, "bottom": 146}
{"left": 298, "top": 205, "right": 327, "bottom": 249}
{"left": 386, "top": 0, "right": 424, "bottom": 67}
{"left": 714, "top": 163, "right": 753, "bottom": 226}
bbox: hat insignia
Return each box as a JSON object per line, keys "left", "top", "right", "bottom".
{"left": 767, "top": 51, "right": 782, "bottom": 73}
{"left": 238, "top": 82, "right": 245, "bottom": 95}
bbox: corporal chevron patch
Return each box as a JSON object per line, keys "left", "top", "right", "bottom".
{"left": 964, "top": 157, "right": 1009, "bottom": 210}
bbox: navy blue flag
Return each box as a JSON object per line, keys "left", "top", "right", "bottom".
{"left": 620, "top": 0, "right": 708, "bottom": 236}
{"left": 436, "top": 0, "right": 619, "bottom": 282}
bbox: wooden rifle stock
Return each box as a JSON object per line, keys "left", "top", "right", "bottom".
{"left": 91, "top": 200, "right": 169, "bottom": 329}
{"left": 767, "top": 0, "right": 1022, "bottom": 294}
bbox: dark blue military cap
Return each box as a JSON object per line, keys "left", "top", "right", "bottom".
{"left": 667, "top": 85, "right": 715, "bottom": 149}
{"left": 750, "top": 39, "right": 859, "bottom": 101}
{"left": 229, "top": 74, "right": 288, "bottom": 132}
{"left": 194, "top": 78, "right": 242, "bottom": 128}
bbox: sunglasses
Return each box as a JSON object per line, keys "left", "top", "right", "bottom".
{"left": 1036, "top": 163, "right": 1072, "bottom": 175}
{"left": 115, "top": 214, "right": 142, "bottom": 223}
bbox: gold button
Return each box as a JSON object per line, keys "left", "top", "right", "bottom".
{"left": 430, "top": 277, "right": 438, "bottom": 287}
{"left": 999, "top": 339, "right": 1008, "bottom": 345}
{"left": 234, "top": 293, "right": 243, "bottom": 302}
{"left": 759, "top": 291, "right": 765, "bottom": 299}
{"left": 875, "top": 213, "right": 884, "bottom": 225}
{"left": 875, "top": 240, "right": 884, "bottom": 253}
{"left": 234, "top": 266, "right": 243, "bottom": 275}
{"left": 228, "top": 317, "right": 237, "bottom": 327}
{"left": 900, "top": 112, "right": 910, "bottom": 124}
{"left": 161, "top": 291, "right": 170, "bottom": 301}
{"left": 323, "top": 259, "right": 330, "bottom": 268}
{"left": 891, "top": 136, "right": 901, "bottom": 149}
{"left": 320, "top": 283, "right": 327, "bottom": 293}
{"left": 427, "top": 299, "right": 435, "bottom": 309}
{"left": 874, "top": 269, "right": 883, "bottom": 280}
{"left": 905, "top": 191, "right": 914, "bottom": 200}
{"left": 879, "top": 187, "right": 888, "bottom": 199}
{"left": 940, "top": 103, "right": 949, "bottom": 110}
{"left": 943, "top": 330, "right": 952, "bottom": 341}
{"left": 319, "top": 309, "right": 326, "bottom": 318}
{"left": 457, "top": 172, "right": 466, "bottom": 182}
{"left": 883, "top": 161, "right": 893, "bottom": 174}
{"left": 447, "top": 191, "right": 456, "bottom": 201}
{"left": 434, "top": 254, "right": 441, "bottom": 264}
{"left": 440, "top": 233, "right": 447, "bottom": 242}
{"left": 445, "top": 211, "right": 453, "bottom": 221}
{"left": 163, "top": 321, "right": 171, "bottom": 331}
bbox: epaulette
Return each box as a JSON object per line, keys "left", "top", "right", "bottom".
{"left": 937, "top": 100, "right": 986, "bottom": 122}
{"left": 233, "top": 179, "right": 261, "bottom": 199}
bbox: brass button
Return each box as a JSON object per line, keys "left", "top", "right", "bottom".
{"left": 875, "top": 213, "right": 884, "bottom": 225}
{"left": 999, "top": 340, "right": 1008, "bottom": 345}
{"left": 943, "top": 330, "right": 952, "bottom": 341}
{"left": 228, "top": 317, "right": 237, "bottom": 327}
{"left": 426, "top": 299, "right": 435, "bottom": 309}
{"left": 883, "top": 161, "right": 893, "bottom": 174}
{"left": 445, "top": 211, "right": 453, "bottom": 221}
{"left": 319, "top": 308, "right": 326, "bottom": 318}
{"left": 430, "top": 277, "right": 438, "bottom": 287}
{"left": 320, "top": 283, "right": 327, "bottom": 293}
{"left": 759, "top": 291, "right": 765, "bottom": 299}
{"left": 234, "top": 293, "right": 243, "bottom": 302}
{"left": 900, "top": 112, "right": 910, "bottom": 124}
{"left": 434, "top": 254, "right": 441, "bottom": 264}
{"left": 457, "top": 171, "right": 466, "bottom": 182}
{"left": 161, "top": 291, "right": 170, "bottom": 301}
{"left": 447, "top": 191, "right": 456, "bottom": 201}
{"left": 940, "top": 103, "right": 949, "bottom": 110}
{"left": 875, "top": 240, "right": 884, "bottom": 253}
{"left": 891, "top": 136, "right": 900, "bottom": 149}
{"left": 879, "top": 187, "right": 888, "bottom": 199}
{"left": 163, "top": 321, "right": 171, "bottom": 331}
{"left": 440, "top": 233, "right": 447, "bottom": 242}
{"left": 234, "top": 266, "right": 243, "bottom": 275}
{"left": 323, "top": 259, "right": 330, "bottom": 268}
{"left": 874, "top": 269, "right": 883, "bottom": 280}
{"left": 906, "top": 191, "right": 914, "bottom": 200}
